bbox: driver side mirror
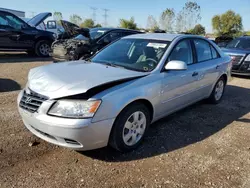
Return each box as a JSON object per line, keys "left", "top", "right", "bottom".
{"left": 164, "top": 60, "right": 187, "bottom": 71}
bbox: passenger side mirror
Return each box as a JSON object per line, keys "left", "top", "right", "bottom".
{"left": 164, "top": 60, "right": 187, "bottom": 71}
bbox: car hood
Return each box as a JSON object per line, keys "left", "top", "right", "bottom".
{"left": 60, "top": 20, "right": 80, "bottom": 37}
{"left": 28, "top": 61, "right": 148, "bottom": 99}
{"left": 222, "top": 48, "right": 250, "bottom": 55}
{"left": 27, "top": 12, "right": 52, "bottom": 27}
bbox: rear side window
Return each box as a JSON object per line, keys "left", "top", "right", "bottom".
{"left": 211, "top": 45, "right": 219, "bottom": 59}
{"left": 194, "top": 39, "right": 212, "bottom": 62}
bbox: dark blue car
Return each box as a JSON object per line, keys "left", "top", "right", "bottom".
{"left": 222, "top": 36, "right": 250, "bottom": 76}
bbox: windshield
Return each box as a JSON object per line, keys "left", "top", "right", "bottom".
{"left": 226, "top": 38, "right": 250, "bottom": 50}
{"left": 91, "top": 39, "right": 170, "bottom": 72}
{"left": 90, "top": 29, "right": 109, "bottom": 40}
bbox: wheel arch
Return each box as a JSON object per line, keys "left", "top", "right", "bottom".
{"left": 33, "top": 36, "right": 53, "bottom": 47}
{"left": 115, "top": 98, "right": 154, "bottom": 123}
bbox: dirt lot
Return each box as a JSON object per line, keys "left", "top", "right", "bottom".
{"left": 0, "top": 54, "right": 250, "bottom": 188}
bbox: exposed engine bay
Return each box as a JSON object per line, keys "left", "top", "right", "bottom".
{"left": 51, "top": 20, "right": 94, "bottom": 61}
{"left": 52, "top": 37, "right": 92, "bottom": 61}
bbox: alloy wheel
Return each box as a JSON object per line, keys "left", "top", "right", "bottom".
{"left": 214, "top": 80, "right": 224, "bottom": 101}
{"left": 122, "top": 111, "right": 147, "bottom": 146}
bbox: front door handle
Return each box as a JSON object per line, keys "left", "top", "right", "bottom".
{"left": 192, "top": 72, "right": 199, "bottom": 77}
{"left": 216, "top": 65, "right": 220, "bottom": 69}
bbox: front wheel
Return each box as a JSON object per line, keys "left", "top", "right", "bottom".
{"left": 208, "top": 77, "right": 226, "bottom": 104}
{"left": 109, "top": 103, "right": 150, "bottom": 152}
{"left": 35, "top": 40, "right": 51, "bottom": 57}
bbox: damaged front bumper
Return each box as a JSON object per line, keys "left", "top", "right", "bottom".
{"left": 17, "top": 90, "right": 115, "bottom": 151}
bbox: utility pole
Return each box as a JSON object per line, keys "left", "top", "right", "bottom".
{"left": 90, "top": 7, "right": 97, "bottom": 22}
{"left": 103, "top": 9, "right": 109, "bottom": 27}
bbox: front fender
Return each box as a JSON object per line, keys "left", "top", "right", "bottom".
{"left": 92, "top": 74, "right": 162, "bottom": 123}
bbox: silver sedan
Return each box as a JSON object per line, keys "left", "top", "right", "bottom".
{"left": 18, "top": 34, "right": 231, "bottom": 152}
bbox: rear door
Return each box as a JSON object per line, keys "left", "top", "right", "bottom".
{"left": 192, "top": 39, "right": 221, "bottom": 98}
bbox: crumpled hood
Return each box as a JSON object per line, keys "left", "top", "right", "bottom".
{"left": 28, "top": 61, "right": 148, "bottom": 99}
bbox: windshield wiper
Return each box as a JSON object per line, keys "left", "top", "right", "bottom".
{"left": 102, "top": 62, "right": 126, "bottom": 69}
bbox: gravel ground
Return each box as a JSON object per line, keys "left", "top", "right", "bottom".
{"left": 0, "top": 55, "right": 250, "bottom": 188}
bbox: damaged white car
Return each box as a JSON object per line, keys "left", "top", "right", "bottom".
{"left": 18, "top": 34, "right": 231, "bottom": 152}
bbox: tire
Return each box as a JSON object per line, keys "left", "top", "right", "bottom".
{"left": 109, "top": 103, "right": 150, "bottom": 152}
{"left": 208, "top": 76, "right": 226, "bottom": 104}
{"left": 35, "top": 40, "right": 51, "bottom": 57}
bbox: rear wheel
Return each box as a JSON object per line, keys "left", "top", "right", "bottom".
{"left": 109, "top": 103, "right": 150, "bottom": 152}
{"left": 35, "top": 40, "right": 51, "bottom": 57}
{"left": 208, "top": 77, "right": 226, "bottom": 104}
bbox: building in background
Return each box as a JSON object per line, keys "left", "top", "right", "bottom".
{"left": 0, "top": 7, "right": 25, "bottom": 17}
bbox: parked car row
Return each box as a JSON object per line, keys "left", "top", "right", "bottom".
{"left": 51, "top": 25, "right": 142, "bottom": 61}
{"left": 1, "top": 10, "right": 249, "bottom": 76}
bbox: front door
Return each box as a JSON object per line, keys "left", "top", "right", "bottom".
{"left": 0, "top": 11, "right": 33, "bottom": 49}
{"left": 159, "top": 39, "right": 201, "bottom": 117}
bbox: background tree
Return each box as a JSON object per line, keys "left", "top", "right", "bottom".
{"left": 212, "top": 10, "right": 243, "bottom": 37}
{"left": 187, "top": 24, "right": 206, "bottom": 35}
{"left": 175, "top": 10, "right": 185, "bottom": 32}
{"left": 175, "top": 1, "right": 201, "bottom": 32}
{"left": 53, "top": 12, "right": 63, "bottom": 22}
{"left": 146, "top": 15, "right": 159, "bottom": 31}
{"left": 80, "top": 19, "right": 95, "bottom": 28}
{"left": 69, "top": 14, "right": 82, "bottom": 26}
{"left": 159, "top": 8, "right": 175, "bottom": 32}
{"left": 119, "top": 17, "right": 137, "bottom": 30}
{"left": 183, "top": 1, "right": 201, "bottom": 30}
{"left": 95, "top": 23, "right": 102, "bottom": 27}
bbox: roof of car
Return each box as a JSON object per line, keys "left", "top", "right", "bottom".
{"left": 124, "top": 33, "right": 183, "bottom": 41}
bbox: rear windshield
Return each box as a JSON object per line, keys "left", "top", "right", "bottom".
{"left": 226, "top": 38, "right": 250, "bottom": 50}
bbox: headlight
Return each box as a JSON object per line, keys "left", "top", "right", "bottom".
{"left": 245, "top": 54, "right": 250, "bottom": 61}
{"left": 48, "top": 100, "right": 101, "bottom": 118}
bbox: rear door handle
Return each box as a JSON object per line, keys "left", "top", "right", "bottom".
{"left": 192, "top": 72, "right": 199, "bottom": 77}
{"left": 216, "top": 65, "right": 220, "bottom": 69}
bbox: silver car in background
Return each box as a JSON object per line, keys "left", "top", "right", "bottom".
{"left": 18, "top": 34, "right": 231, "bottom": 152}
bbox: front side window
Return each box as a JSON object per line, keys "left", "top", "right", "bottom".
{"left": 92, "top": 39, "right": 170, "bottom": 72}
{"left": 168, "top": 40, "right": 193, "bottom": 65}
{"left": 194, "top": 39, "right": 212, "bottom": 62}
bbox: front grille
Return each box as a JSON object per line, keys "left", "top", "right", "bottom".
{"left": 19, "top": 89, "right": 48, "bottom": 113}
{"left": 229, "top": 55, "right": 244, "bottom": 65}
